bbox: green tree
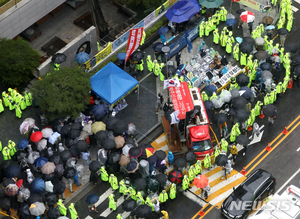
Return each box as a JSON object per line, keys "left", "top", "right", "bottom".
{"left": 31, "top": 67, "right": 91, "bottom": 121}
{"left": 0, "top": 37, "right": 41, "bottom": 87}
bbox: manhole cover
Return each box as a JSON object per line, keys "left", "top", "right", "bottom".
{"left": 26, "top": 28, "right": 34, "bottom": 35}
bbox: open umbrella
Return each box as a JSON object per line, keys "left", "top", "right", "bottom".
{"left": 168, "top": 169, "right": 183, "bottom": 184}
{"left": 262, "top": 104, "right": 277, "bottom": 117}
{"left": 114, "top": 136, "right": 125, "bottom": 148}
{"left": 105, "top": 116, "right": 119, "bottom": 130}
{"left": 119, "top": 155, "right": 130, "bottom": 166}
{"left": 236, "top": 9, "right": 245, "bottom": 15}
{"left": 153, "top": 42, "right": 164, "bottom": 52}
{"left": 63, "top": 167, "right": 76, "bottom": 179}
{"left": 130, "top": 51, "right": 144, "bottom": 62}
{"left": 236, "top": 135, "right": 251, "bottom": 145}
{"left": 112, "top": 120, "right": 128, "bottom": 136}
{"left": 185, "top": 151, "right": 197, "bottom": 163}
{"left": 135, "top": 205, "right": 152, "bottom": 218}
{"left": 19, "top": 188, "right": 30, "bottom": 201}
{"left": 47, "top": 207, "right": 60, "bottom": 219}
{"left": 147, "top": 155, "right": 158, "bottom": 166}
{"left": 96, "top": 131, "right": 108, "bottom": 146}
{"left": 30, "top": 178, "right": 45, "bottom": 193}
{"left": 158, "top": 26, "right": 169, "bottom": 35}
{"left": 108, "top": 152, "right": 121, "bottom": 164}
{"left": 117, "top": 53, "right": 126, "bottom": 60}
{"left": 51, "top": 53, "right": 67, "bottom": 64}
{"left": 240, "top": 11, "right": 255, "bottom": 23}
{"left": 155, "top": 174, "right": 168, "bottom": 185}
{"left": 294, "top": 65, "right": 300, "bottom": 77}
{"left": 89, "top": 161, "right": 101, "bottom": 172}
{"left": 243, "top": 37, "right": 255, "bottom": 45}
{"left": 28, "top": 151, "right": 40, "bottom": 164}
{"left": 234, "top": 108, "right": 250, "bottom": 122}
{"left": 134, "top": 178, "right": 147, "bottom": 191}
{"left": 54, "top": 181, "right": 66, "bottom": 194}
{"left": 67, "top": 129, "right": 81, "bottom": 139}
{"left": 193, "top": 175, "right": 209, "bottom": 188}
{"left": 236, "top": 73, "right": 249, "bottom": 87}
{"left": 126, "top": 160, "right": 139, "bottom": 173}
{"left": 45, "top": 181, "right": 54, "bottom": 192}
{"left": 174, "top": 157, "right": 187, "bottom": 168}
{"left": 154, "top": 150, "right": 166, "bottom": 161}
{"left": 165, "top": 0, "right": 201, "bottom": 23}
{"left": 5, "top": 164, "right": 20, "bottom": 178}
{"left": 161, "top": 65, "right": 177, "bottom": 78}
{"left": 0, "top": 198, "right": 11, "bottom": 211}
{"left": 205, "top": 85, "right": 217, "bottom": 96}
{"left": 277, "top": 28, "right": 289, "bottom": 35}
{"left": 261, "top": 70, "right": 273, "bottom": 81}
{"left": 220, "top": 89, "right": 232, "bottom": 103}
{"left": 29, "top": 202, "right": 46, "bottom": 216}
{"left": 91, "top": 104, "right": 108, "bottom": 120}
{"left": 34, "top": 157, "right": 48, "bottom": 167}
{"left": 41, "top": 162, "right": 56, "bottom": 174}
{"left": 18, "top": 139, "right": 28, "bottom": 150}
{"left": 60, "top": 150, "right": 71, "bottom": 162}
{"left": 27, "top": 193, "right": 44, "bottom": 205}
{"left": 30, "top": 131, "right": 43, "bottom": 142}
{"left": 212, "top": 97, "right": 225, "bottom": 109}
{"left": 230, "top": 89, "right": 240, "bottom": 99}
{"left": 75, "top": 140, "right": 88, "bottom": 152}
{"left": 91, "top": 121, "right": 106, "bottom": 134}
{"left": 5, "top": 184, "right": 19, "bottom": 196}
{"left": 285, "top": 43, "right": 298, "bottom": 54}
{"left": 239, "top": 42, "right": 253, "bottom": 54}
{"left": 129, "top": 147, "right": 143, "bottom": 158}
{"left": 239, "top": 86, "right": 252, "bottom": 99}
{"left": 103, "top": 139, "right": 116, "bottom": 150}
{"left": 75, "top": 52, "right": 89, "bottom": 64}
{"left": 204, "top": 100, "right": 214, "bottom": 111}
{"left": 41, "top": 128, "right": 53, "bottom": 138}
{"left": 226, "top": 13, "right": 235, "bottom": 19}
{"left": 37, "top": 139, "right": 47, "bottom": 151}
{"left": 231, "top": 96, "right": 247, "bottom": 108}
{"left": 122, "top": 198, "right": 137, "bottom": 212}
{"left": 60, "top": 124, "right": 71, "bottom": 137}
{"left": 215, "top": 154, "right": 228, "bottom": 166}
{"left": 226, "top": 19, "right": 236, "bottom": 26}
{"left": 19, "top": 204, "right": 30, "bottom": 219}
{"left": 45, "top": 193, "right": 58, "bottom": 206}
{"left": 71, "top": 122, "right": 81, "bottom": 129}
{"left": 199, "top": 0, "right": 223, "bottom": 8}
{"left": 213, "top": 113, "right": 228, "bottom": 125}
{"left": 86, "top": 194, "right": 99, "bottom": 204}
{"left": 122, "top": 144, "right": 134, "bottom": 156}
{"left": 255, "top": 37, "right": 265, "bottom": 46}
{"left": 139, "top": 143, "right": 154, "bottom": 158}
{"left": 292, "top": 54, "right": 300, "bottom": 64}
{"left": 255, "top": 51, "right": 269, "bottom": 60}
{"left": 260, "top": 62, "right": 272, "bottom": 71}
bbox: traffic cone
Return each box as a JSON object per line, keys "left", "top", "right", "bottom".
{"left": 287, "top": 78, "right": 293, "bottom": 89}
{"left": 265, "top": 143, "right": 272, "bottom": 152}
{"left": 241, "top": 167, "right": 247, "bottom": 175}
{"left": 258, "top": 111, "right": 265, "bottom": 119}
{"left": 199, "top": 208, "right": 205, "bottom": 216}
{"left": 282, "top": 126, "right": 288, "bottom": 135}
{"left": 247, "top": 126, "right": 252, "bottom": 131}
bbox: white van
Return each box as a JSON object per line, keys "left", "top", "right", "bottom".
{"left": 250, "top": 185, "right": 300, "bottom": 219}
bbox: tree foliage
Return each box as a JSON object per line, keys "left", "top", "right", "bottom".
{"left": 0, "top": 37, "right": 41, "bottom": 87}
{"left": 31, "top": 67, "right": 91, "bottom": 121}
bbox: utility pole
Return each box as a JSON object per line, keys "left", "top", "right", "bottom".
{"left": 87, "top": 0, "right": 109, "bottom": 38}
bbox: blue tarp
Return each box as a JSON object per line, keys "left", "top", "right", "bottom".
{"left": 91, "top": 62, "right": 139, "bottom": 106}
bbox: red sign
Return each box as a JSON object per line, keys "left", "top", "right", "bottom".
{"left": 232, "top": 0, "right": 240, "bottom": 2}
{"left": 125, "top": 27, "right": 144, "bottom": 63}
{"left": 169, "top": 82, "right": 194, "bottom": 120}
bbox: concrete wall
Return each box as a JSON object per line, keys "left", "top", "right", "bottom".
{"left": 37, "top": 26, "right": 97, "bottom": 76}
{"left": 0, "top": 0, "right": 66, "bottom": 39}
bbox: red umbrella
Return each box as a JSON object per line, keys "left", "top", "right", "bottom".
{"left": 168, "top": 170, "right": 183, "bottom": 184}
{"left": 30, "top": 131, "right": 43, "bottom": 142}
{"left": 240, "top": 11, "right": 255, "bottom": 23}
{"left": 194, "top": 175, "right": 209, "bottom": 188}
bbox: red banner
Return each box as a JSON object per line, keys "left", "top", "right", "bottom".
{"left": 232, "top": 0, "right": 240, "bottom": 2}
{"left": 125, "top": 27, "right": 144, "bottom": 63}
{"left": 169, "top": 82, "right": 194, "bottom": 120}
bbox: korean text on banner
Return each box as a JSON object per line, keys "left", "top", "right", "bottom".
{"left": 169, "top": 82, "right": 194, "bottom": 120}
{"left": 85, "top": 42, "right": 112, "bottom": 70}
{"left": 238, "top": 0, "right": 262, "bottom": 11}
{"left": 125, "top": 27, "right": 143, "bottom": 63}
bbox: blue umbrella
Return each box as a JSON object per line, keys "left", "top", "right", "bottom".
{"left": 265, "top": 25, "right": 275, "bottom": 30}
{"left": 117, "top": 53, "right": 126, "bottom": 60}
{"left": 158, "top": 27, "right": 169, "bottom": 35}
{"left": 30, "top": 178, "right": 45, "bottom": 193}
{"left": 260, "top": 62, "right": 271, "bottom": 71}
{"left": 86, "top": 194, "right": 99, "bottom": 204}
{"left": 33, "top": 157, "right": 48, "bottom": 168}
{"left": 239, "top": 86, "right": 252, "bottom": 99}
{"left": 153, "top": 42, "right": 164, "bottom": 52}
{"left": 75, "top": 52, "right": 89, "bottom": 64}
{"left": 91, "top": 104, "right": 108, "bottom": 120}
{"left": 204, "top": 100, "right": 214, "bottom": 111}
{"left": 126, "top": 160, "right": 139, "bottom": 173}
{"left": 226, "top": 18, "right": 236, "bottom": 26}
{"left": 236, "top": 37, "right": 243, "bottom": 44}
{"left": 205, "top": 85, "right": 218, "bottom": 96}
{"left": 5, "top": 164, "right": 21, "bottom": 178}
{"left": 18, "top": 139, "right": 28, "bottom": 150}
{"left": 165, "top": 0, "right": 201, "bottom": 23}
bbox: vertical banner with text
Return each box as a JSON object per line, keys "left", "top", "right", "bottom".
{"left": 125, "top": 27, "right": 143, "bottom": 63}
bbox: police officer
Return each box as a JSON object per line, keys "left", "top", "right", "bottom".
{"left": 170, "top": 183, "right": 177, "bottom": 199}
{"left": 109, "top": 194, "right": 117, "bottom": 211}
{"left": 221, "top": 138, "right": 229, "bottom": 153}
{"left": 229, "top": 77, "right": 239, "bottom": 91}
{"left": 195, "top": 160, "right": 202, "bottom": 175}
{"left": 203, "top": 154, "right": 211, "bottom": 170}
{"left": 159, "top": 190, "right": 168, "bottom": 207}
{"left": 182, "top": 175, "right": 189, "bottom": 191}
{"left": 233, "top": 43, "right": 239, "bottom": 61}
{"left": 213, "top": 28, "right": 219, "bottom": 44}
{"left": 100, "top": 166, "right": 109, "bottom": 182}
{"left": 109, "top": 174, "right": 118, "bottom": 190}
{"left": 2, "top": 147, "right": 11, "bottom": 160}
{"left": 201, "top": 91, "right": 209, "bottom": 101}
{"left": 57, "top": 199, "right": 67, "bottom": 216}
{"left": 68, "top": 203, "right": 78, "bottom": 219}
{"left": 146, "top": 55, "right": 153, "bottom": 72}
{"left": 54, "top": 63, "right": 60, "bottom": 71}
{"left": 145, "top": 197, "right": 154, "bottom": 211}
{"left": 136, "top": 191, "right": 145, "bottom": 204}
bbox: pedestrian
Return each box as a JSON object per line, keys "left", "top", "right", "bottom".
{"left": 136, "top": 191, "right": 145, "bottom": 204}
{"left": 222, "top": 160, "right": 232, "bottom": 180}
{"left": 89, "top": 170, "right": 98, "bottom": 185}
{"left": 159, "top": 190, "right": 168, "bottom": 208}
{"left": 169, "top": 183, "right": 177, "bottom": 199}
{"left": 73, "top": 169, "right": 81, "bottom": 188}
{"left": 161, "top": 210, "right": 169, "bottom": 219}
{"left": 182, "top": 175, "right": 189, "bottom": 191}
{"left": 280, "top": 34, "right": 286, "bottom": 47}
{"left": 229, "top": 144, "right": 238, "bottom": 165}
{"left": 242, "top": 143, "right": 249, "bottom": 156}
{"left": 100, "top": 166, "right": 109, "bottom": 182}
{"left": 204, "top": 154, "right": 212, "bottom": 170}
{"left": 153, "top": 200, "right": 160, "bottom": 218}
{"left": 268, "top": 115, "right": 276, "bottom": 125}
{"left": 167, "top": 151, "right": 174, "bottom": 165}
{"left": 109, "top": 194, "right": 117, "bottom": 211}
{"left": 57, "top": 199, "right": 67, "bottom": 216}
{"left": 67, "top": 178, "right": 74, "bottom": 193}
{"left": 109, "top": 174, "right": 119, "bottom": 190}
{"left": 81, "top": 151, "right": 90, "bottom": 166}
{"left": 88, "top": 202, "right": 98, "bottom": 212}
{"left": 248, "top": 21, "right": 254, "bottom": 34}
{"left": 251, "top": 122, "right": 260, "bottom": 139}
{"left": 155, "top": 94, "right": 162, "bottom": 114}
{"left": 203, "top": 184, "right": 210, "bottom": 199}
{"left": 156, "top": 159, "right": 167, "bottom": 174}
{"left": 68, "top": 203, "right": 78, "bottom": 219}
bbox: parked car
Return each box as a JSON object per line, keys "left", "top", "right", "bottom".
{"left": 221, "top": 169, "right": 276, "bottom": 219}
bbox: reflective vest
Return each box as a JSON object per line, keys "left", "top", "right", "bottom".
{"left": 128, "top": 188, "right": 136, "bottom": 200}
{"left": 159, "top": 192, "right": 168, "bottom": 203}
{"left": 119, "top": 182, "right": 127, "bottom": 195}
{"left": 136, "top": 192, "right": 145, "bottom": 204}
{"left": 213, "top": 30, "right": 219, "bottom": 44}
{"left": 276, "top": 83, "right": 283, "bottom": 94}
{"left": 145, "top": 197, "right": 154, "bottom": 211}
{"left": 109, "top": 195, "right": 116, "bottom": 210}
{"left": 0, "top": 141, "right": 2, "bottom": 152}
{"left": 195, "top": 161, "right": 202, "bottom": 174}
{"left": 201, "top": 92, "right": 209, "bottom": 101}
{"left": 2, "top": 147, "right": 10, "bottom": 160}
{"left": 182, "top": 177, "right": 189, "bottom": 190}
{"left": 54, "top": 63, "right": 60, "bottom": 71}
{"left": 146, "top": 55, "right": 152, "bottom": 72}
{"left": 57, "top": 200, "right": 67, "bottom": 216}
{"left": 109, "top": 175, "right": 118, "bottom": 190}
{"left": 8, "top": 140, "right": 16, "bottom": 157}
{"left": 188, "top": 168, "right": 196, "bottom": 181}
{"left": 170, "top": 185, "right": 176, "bottom": 199}
{"left": 68, "top": 205, "right": 78, "bottom": 219}
{"left": 100, "top": 168, "right": 108, "bottom": 181}
{"left": 203, "top": 154, "right": 211, "bottom": 169}
{"left": 117, "top": 214, "right": 123, "bottom": 219}
{"left": 221, "top": 139, "right": 229, "bottom": 152}
{"left": 0, "top": 99, "right": 4, "bottom": 113}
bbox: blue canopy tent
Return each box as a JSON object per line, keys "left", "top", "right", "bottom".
{"left": 165, "top": 0, "right": 201, "bottom": 23}
{"left": 91, "top": 62, "right": 139, "bottom": 108}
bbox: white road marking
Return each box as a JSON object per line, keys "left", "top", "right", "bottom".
{"left": 297, "top": 146, "right": 300, "bottom": 152}
{"left": 156, "top": 134, "right": 166, "bottom": 144}
{"left": 249, "top": 125, "right": 265, "bottom": 146}
{"left": 210, "top": 188, "right": 234, "bottom": 206}
{"left": 276, "top": 168, "right": 300, "bottom": 195}
{"left": 100, "top": 195, "right": 125, "bottom": 217}
{"left": 292, "top": 5, "right": 299, "bottom": 12}
{"left": 294, "top": 0, "right": 300, "bottom": 5}
{"left": 95, "top": 188, "right": 114, "bottom": 207}
{"left": 122, "top": 211, "right": 131, "bottom": 218}
{"left": 182, "top": 189, "right": 208, "bottom": 207}
{"left": 85, "top": 216, "right": 93, "bottom": 219}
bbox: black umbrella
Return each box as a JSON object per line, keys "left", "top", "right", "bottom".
{"left": 47, "top": 207, "right": 60, "bottom": 219}
{"left": 65, "top": 137, "right": 74, "bottom": 148}
{"left": 146, "top": 178, "right": 160, "bottom": 192}
{"left": 2, "top": 178, "right": 15, "bottom": 187}
{"left": 51, "top": 53, "right": 67, "bottom": 64}
{"left": 239, "top": 86, "right": 252, "bottom": 99}
{"left": 154, "top": 150, "right": 166, "bottom": 161}
{"left": 292, "top": 54, "right": 300, "bottom": 64}
{"left": 236, "top": 73, "right": 249, "bottom": 87}
{"left": 19, "top": 203, "right": 30, "bottom": 219}
{"left": 168, "top": 169, "right": 183, "bottom": 184}
{"left": 103, "top": 139, "right": 116, "bottom": 150}
{"left": 48, "top": 155, "right": 61, "bottom": 165}
{"left": 236, "top": 9, "right": 245, "bottom": 15}
{"left": 89, "top": 161, "right": 101, "bottom": 172}
{"left": 54, "top": 163, "right": 64, "bottom": 174}
{"left": 135, "top": 205, "right": 152, "bottom": 218}
{"left": 243, "top": 37, "right": 255, "bottom": 45}
{"left": 277, "top": 28, "right": 289, "bottom": 35}
{"left": 122, "top": 198, "right": 137, "bottom": 212}
{"left": 126, "top": 160, "right": 139, "bottom": 173}
{"left": 112, "top": 120, "right": 128, "bottom": 135}
{"left": 261, "top": 70, "right": 273, "bottom": 81}
{"left": 27, "top": 193, "right": 44, "bottom": 204}
{"left": 95, "top": 131, "right": 108, "bottom": 146}
{"left": 153, "top": 42, "right": 164, "bottom": 52}
{"left": 185, "top": 151, "right": 197, "bottom": 163}
{"left": 125, "top": 137, "right": 136, "bottom": 146}
{"left": 133, "top": 178, "right": 147, "bottom": 191}
{"left": 236, "top": 135, "right": 251, "bottom": 145}
{"left": 139, "top": 143, "right": 153, "bottom": 159}
{"left": 54, "top": 181, "right": 66, "bottom": 194}
{"left": 86, "top": 194, "right": 100, "bottom": 204}
{"left": 71, "top": 122, "right": 82, "bottom": 130}
{"left": 147, "top": 155, "right": 158, "bottom": 166}
{"left": 108, "top": 152, "right": 121, "bottom": 164}
{"left": 231, "top": 96, "right": 247, "bottom": 108}
{"left": 60, "top": 124, "right": 71, "bottom": 137}
{"left": 174, "top": 157, "right": 187, "bottom": 168}
{"left": 130, "top": 51, "right": 144, "bottom": 62}
{"left": 156, "top": 173, "right": 168, "bottom": 186}
{"left": 294, "top": 65, "right": 300, "bottom": 77}
{"left": 129, "top": 147, "right": 143, "bottom": 158}
{"left": 68, "top": 129, "right": 81, "bottom": 139}
{"left": 63, "top": 167, "right": 76, "bottom": 179}
{"left": 69, "top": 146, "right": 79, "bottom": 156}
{"left": 204, "top": 100, "right": 214, "bottom": 111}
{"left": 254, "top": 51, "right": 270, "bottom": 60}
{"left": 260, "top": 62, "right": 272, "bottom": 71}
{"left": 0, "top": 188, "right": 6, "bottom": 199}
{"left": 5, "top": 164, "right": 20, "bottom": 178}
{"left": 286, "top": 43, "right": 298, "bottom": 54}
{"left": 213, "top": 113, "right": 228, "bottom": 125}
{"left": 45, "top": 193, "right": 58, "bottom": 206}
{"left": 262, "top": 104, "right": 277, "bottom": 117}
{"left": 105, "top": 116, "right": 118, "bottom": 130}
{"left": 75, "top": 140, "right": 88, "bottom": 152}
{"left": 0, "top": 198, "right": 10, "bottom": 211}
{"left": 234, "top": 108, "right": 250, "bottom": 122}
{"left": 215, "top": 154, "right": 228, "bottom": 166}
{"left": 239, "top": 42, "right": 253, "bottom": 54}
{"left": 161, "top": 65, "right": 177, "bottom": 78}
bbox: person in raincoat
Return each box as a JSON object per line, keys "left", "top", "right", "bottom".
{"left": 221, "top": 32, "right": 228, "bottom": 47}
{"left": 24, "top": 91, "right": 32, "bottom": 106}
{"left": 109, "top": 194, "right": 117, "bottom": 211}
{"left": 268, "top": 40, "right": 274, "bottom": 55}
{"left": 276, "top": 82, "right": 283, "bottom": 96}
{"left": 8, "top": 97, "right": 15, "bottom": 111}
{"left": 263, "top": 35, "right": 269, "bottom": 50}
{"left": 254, "top": 101, "right": 263, "bottom": 116}
{"left": 205, "top": 21, "right": 210, "bottom": 36}
{"left": 15, "top": 102, "right": 22, "bottom": 118}
{"left": 57, "top": 199, "right": 67, "bottom": 216}
{"left": 169, "top": 183, "right": 177, "bottom": 199}
{"left": 199, "top": 22, "right": 205, "bottom": 38}
{"left": 119, "top": 180, "right": 127, "bottom": 195}
{"left": 230, "top": 123, "right": 240, "bottom": 142}
{"left": 159, "top": 190, "right": 168, "bottom": 205}
{"left": 8, "top": 140, "right": 16, "bottom": 157}
{"left": 229, "top": 77, "right": 239, "bottom": 91}
{"left": 117, "top": 214, "right": 123, "bottom": 219}
{"left": 264, "top": 93, "right": 271, "bottom": 105}
{"left": 233, "top": 43, "right": 239, "bottom": 61}
{"left": 182, "top": 175, "right": 189, "bottom": 191}
{"left": 203, "top": 154, "right": 211, "bottom": 170}
{"left": 2, "top": 91, "right": 9, "bottom": 107}
{"left": 195, "top": 160, "right": 202, "bottom": 175}
{"left": 127, "top": 187, "right": 136, "bottom": 200}
{"left": 213, "top": 28, "right": 219, "bottom": 44}
{"left": 201, "top": 91, "right": 209, "bottom": 101}
{"left": 221, "top": 138, "right": 229, "bottom": 153}
{"left": 136, "top": 192, "right": 145, "bottom": 204}
{"left": 2, "top": 147, "right": 10, "bottom": 160}
{"left": 0, "top": 99, "right": 4, "bottom": 113}
{"left": 153, "top": 60, "right": 160, "bottom": 76}
{"left": 210, "top": 92, "right": 218, "bottom": 101}
{"left": 109, "top": 174, "right": 118, "bottom": 190}
{"left": 229, "top": 144, "right": 238, "bottom": 165}
{"left": 167, "top": 151, "right": 174, "bottom": 165}
{"left": 145, "top": 197, "right": 154, "bottom": 211}
{"left": 240, "top": 52, "right": 247, "bottom": 66}
{"left": 100, "top": 166, "right": 109, "bottom": 182}
{"left": 247, "top": 55, "right": 253, "bottom": 70}
{"left": 188, "top": 166, "right": 196, "bottom": 181}
{"left": 226, "top": 41, "right": 232, "bottom": 54}
{"left": 146, "top": 55, "right": 153, "bottom": 72}
{"left": 19, "top": 97, "right": 26, "bottom": 110}
{"left": 68, "top": 203, "right": 78, "bottom": 219}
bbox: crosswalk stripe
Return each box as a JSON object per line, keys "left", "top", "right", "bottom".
{"left": 95, "top": 188, "right": 114, "bottom": 207}
{"left": 100, "top": 195, "right": 125, "bottom": 217}
{"left": 85, "top": 216, "right": 93, "bottom": 219}
{"left": 182, "top": 190, "right": 207, "bottom": 207}
{"left": 156, "top": 134, "right": 166, "bottom": 144}
{"left": 294, "top": 0, "right": 300, "bottom": 5}
{"left": 122, "top": 211, "right": 131, "bottom": 218}
{"left": 292, "top": 5, "right": 299, "bottom": 12}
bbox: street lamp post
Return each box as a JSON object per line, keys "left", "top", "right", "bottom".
{"left": 161, "top": 46, "right": 170, "bottom": 79}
